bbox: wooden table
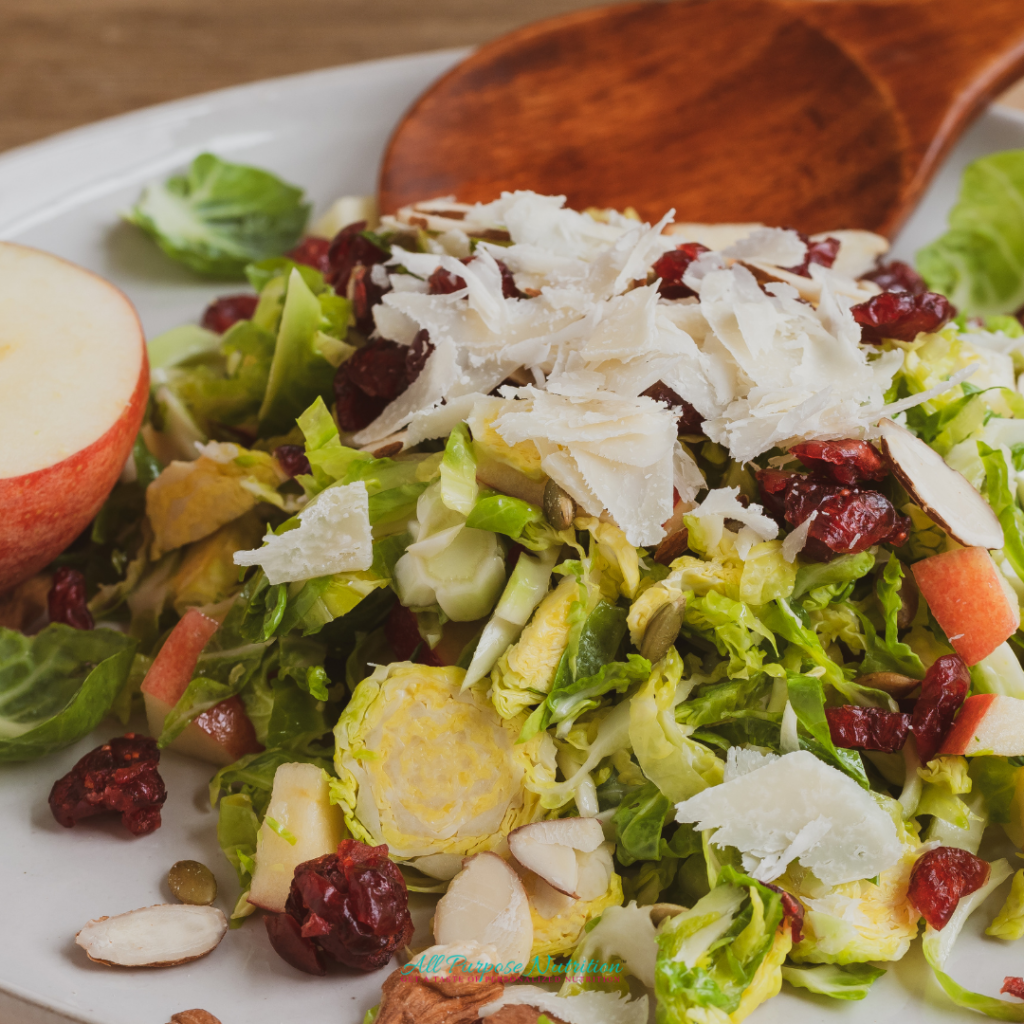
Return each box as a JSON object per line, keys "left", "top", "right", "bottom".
{"left": 2, "top": 0, "right": 1023, "bottom": 156}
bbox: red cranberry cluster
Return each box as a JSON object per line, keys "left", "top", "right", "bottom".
{"left": 642, "top": 381, "right": 706, "bottom": 436}
{"left": 652, "top": 242, "right": 709, "bottom": 299}
{"left": 265, "top": 840, "right": 414, "bottom": 975}
{"left": 48, "top": 567, "right": 93, "bottom": 630}
{"left": 427, "top": 255, "right": 521, "bottom": 298}
{"left": 333, "top": 330, "right": 435, "bottom": 433}
{"left": 757, "top": 438, "right": 908, "bottom": 562}
{"left": 824, "top": 654, "right": 969, "bottom": 757}
{"left": 909, "top": 846, "right": 990, "bottom": 930}
{"left": 49, "top": 734, "right": 166, "bottom": 837}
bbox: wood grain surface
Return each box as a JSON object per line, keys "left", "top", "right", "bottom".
{"left": 378, "top": 0, "right": 1024, "bottom": 235}
{"left": 2, "top": 0, "right": 1023, "bottom": 157}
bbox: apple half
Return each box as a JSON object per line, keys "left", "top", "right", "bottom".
{"left": 0, "top": 242, "right": 148, "bottom": 590}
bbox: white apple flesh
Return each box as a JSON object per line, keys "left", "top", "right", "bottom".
{"left": 247, "top": 762, "right": 346, "bottom": 913}
{"left": 0, "top": 242, "right": 148, "bottom": 590}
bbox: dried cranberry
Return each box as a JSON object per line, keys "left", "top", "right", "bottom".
{"left": 285, "top": 236, "right": 332, "bottom": 275}
{"left": 911, "top": 654, "right": 970, "bottom": 763}
{"left": 326, "top": 222, "right": 389, "bottom": 294}
{"left": 653, "top": 243, "right": 709, "bottom": 299}
{"left": 1002, "top": 977, "right": 1024, "bottom": 1000}
{"left": 909, "top": 846, "right": 990, "bottom": 930}
{"left": 343, "top": 340, "right": 410, "bottom": 400}
{"left": 348, "top": 264, "right": 389, "bottom": 336}
{"left": 789, "top": 439, "right": 889, "bottom": 486}
{"left": 863, "top": 260, "right": 928, "bottom": 296}
{"left": 264, "top": 912, "right": 325, "bottom": 975}
{"left": 428, "top": 256, "right": 521, "bottom": 299}
{"left": 787, "top": 234, "right": 840, "bottom": 277}
{"left": 385, "top": 602, "right": 441, "bottom": 666}
{"left": 405, "top": 329, "right": 435, "bottom": 379}
{"left": 48, "top": 734, "right": 166, "bottom": 836}
{"left": 274, "top": 444, "right": 311, "bottom": 478}
{"left": 642, "top": 381, "right": 706, "bottom": 435}
{"left": 334, "top": 375, "right": 388, "bottom": 433}
{"left": 825, "top": 706, "right": 912, "bottom": 753}
{"left": 851, "top": 291, "right": 956, "bottom": 344}
{"left": 757, "top": 471, "right": 910, "bottom": 561}
{"left": 47, "top": 567, "right": 94, "bottom": 630}
{"left": 267, "top": 840, "right": 414, "bottom": 974}
{"left": 200, "top": 294, "right": 259, "bottom": 334}
{"left": 764, "top": 883, "right": 804, "bottom": 943}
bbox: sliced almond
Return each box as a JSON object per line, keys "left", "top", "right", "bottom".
{"left": 519, "top": 867, "right": 576, "bottom": 920}
{"left": 575, "top": 843, "right": 615, "bottom": 901}
{"left": 76, "top": 904, "right": 227, "bottom": 967}
{"left": 169, "top": 1012, "right": 223, "bottom": 1024}
{"left": 879, "top": 417, "right": 1004, "bottom": 550}
{"left": 433, "top": 853, "right": 533, "bottom": 971}
{"left": 649, "top": 903, "right": 687, "bottom": 926}
{"left": 508, "top": 818, "right": 605, "bottom": 897}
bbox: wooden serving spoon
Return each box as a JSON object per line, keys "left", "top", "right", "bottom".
{"left": 378, "top": 0, "right": 1024, "bottom": 236}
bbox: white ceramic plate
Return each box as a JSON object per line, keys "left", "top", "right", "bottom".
{"left": 1, "top": 49, "right": 1022, "bottom": 1024}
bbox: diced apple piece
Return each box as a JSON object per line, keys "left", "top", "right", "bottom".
{"left": 0, "top": 243, "right": 148, "bottom": 590}
{"left": 912, "top": 548, "right": 1020, "bottom": 665}
{"left": 248, "top": 763, "right": 346, "bottom": 913}
{"left": 433, "top": 853, "right": 533, "bottom": 971}
{"left": 939, "top": 694, "right": 1024, "bottom": 756}
{"left": 971, "top": 642, "right": 1024, "bottom": 699}
{"left": 141, "top": 608, "right": 262, "bottom": 766}
{"left": 508, "top": 817, "right": 605, "bottom": 898}
{"left": 144, "top": 691, "right": 262, "bottom": 767}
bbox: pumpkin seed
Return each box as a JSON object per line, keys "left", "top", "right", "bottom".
{"left": 168, "top": 860, "right": 217, "bottom": 906}
{"left": 641, "top": 599, "right": 686, "bottom": 664}
{"left": 856, "top": 672, "right": 919, "bottom": 699}
{"left": 543, "top": 479, "right": 577, "bottom": 530}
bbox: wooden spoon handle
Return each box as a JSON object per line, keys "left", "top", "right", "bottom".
{"left": 796, "top": 0, "right": 1024, "bottom": 226}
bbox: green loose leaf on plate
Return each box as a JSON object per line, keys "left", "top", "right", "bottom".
{"left": 0, "top": 625, "right": 137, "bottom": 762}
{"left": 781, "top": 962, "right": 885, "bottom": 1000}
{"left": 917, "top": 150, "right": 1024, "bottom": 315}
{"left": 126, "top": 153, "right": 310, "bottom": 278}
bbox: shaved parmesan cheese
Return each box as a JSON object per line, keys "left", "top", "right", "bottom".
{"left": 688, "top": 487, "right": 778, "bottom": 541}
{"left": 821, "top": 229, "right": 889, "bottom": 279}
{"left": 723, "top": 746, "right": 778, "bottom": 782}
{"left": 665, "top": 222, "right": 766, "bottom": 249}
{"left": 782, "top": 511, "right": 817, "bottom": 562}
{"left": 233, "top": 482, "right": 372, "bottom": 585}
{"left": 722, "top": 227, "right": 806, "bottom": 268}
{"left": 480, "top": 986, "right": 648, "bottom": 1024}
{"left": 492, "top": 386, "right": 691, "bottom": 546}
{"left": 675, "top": 750, "right": 902, "bottom": 887}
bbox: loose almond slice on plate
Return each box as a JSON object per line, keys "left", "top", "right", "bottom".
{"left": 508, "top": 817, "right": 605, "bottom": 898}
{"left": 433, "top": 853, "right": 533, "bottom": 970}
{"left": 879, "top": 417, "right": 1004, "bottom": 550}
{"left": 76, "top": 904, "right": 227, "bottom": 967}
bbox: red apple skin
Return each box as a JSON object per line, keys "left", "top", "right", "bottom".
{"left": 142, "top": 607, "right": 221, "bottom": 704}
{"left": 939, "top": 693, "right": 1024, "bottom": 756}
{"left": 142, "top": 607, "right": 263, "bottom": 765}
{"left": 911, "top": 548, "right": 1019, "bottom": 666}
{"left": 0, "top": 357, "right": 148, "bottom": 591}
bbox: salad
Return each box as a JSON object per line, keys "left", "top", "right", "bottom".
{"left": 7, "top": 149, "right": 1024, "bottom": 1023}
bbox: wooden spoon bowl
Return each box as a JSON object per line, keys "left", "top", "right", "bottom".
{"left": 379, "top": 0, "right": 1024, "bottom": 235}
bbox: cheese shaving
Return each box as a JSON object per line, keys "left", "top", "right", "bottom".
{"left": 675, "top": 750, "right": 902, "bottom": 887}
{"left": 233, "top": 481, "right": 372, "bottom": 585}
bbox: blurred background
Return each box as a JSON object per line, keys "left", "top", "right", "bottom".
{"left": 3, "top": 0, "right": 1024, "bottom": 155}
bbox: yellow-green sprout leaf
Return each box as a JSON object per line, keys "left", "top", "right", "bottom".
{"left": 146, "top": 442, "right": 283, "bottom": 556}
{"left": 491, "top": 574, "right": 580, "bottom": 719}
{"left": 629, "top": 648, "right": 723, "bottom": 803}
{"left": 333, "top": 662, "right": 551, "bottom": 859}
{"left": 170, "top": 511, "right": 264, "bottom": 614}
{"left": 781, "top": 962, "right": 885, "bottom": 1001}
{"left": 439, "top": 423, "right": 478, "bottom": 516}
{"left": 576, "top": 517, "right": 642, "bottom": 599}
{"left": 530, "top": 873, "right": 624, "bottom": 959}
{"left": 790, "top": 804, "right": 922, "bottom": 965}
{"left": 739, "top": 541, "right": 797, "bottom": 606}
{"left": 919, "top": 755, "right": 973, "bottom": 794}
{"left": 987, "top": 868, "right": 1024, "bottom": 940}
{"left": 264, "top": 816, "right": 297, "bottom": 846}
{"left": 558, "top": 901, "right": 655, "bottom": 996}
